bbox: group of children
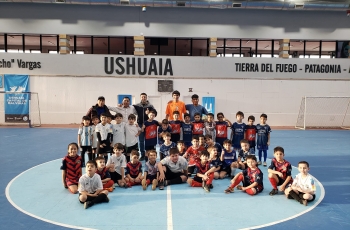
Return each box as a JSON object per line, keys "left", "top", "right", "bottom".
{"left": 61, "top": 110, "right": 316, "bottom": 209}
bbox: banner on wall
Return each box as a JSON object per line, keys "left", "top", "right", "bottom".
{"left": 118, "top": 94, "right": 132, "bottom": 105}
{"left": 4, "top": 74, "right": 30, "bottom": 123}
{"left": 202, "top": 97, "right": 215, "bottom": 115}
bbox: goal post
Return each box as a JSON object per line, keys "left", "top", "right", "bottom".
{"left": 0, "top": 91, "right": 41, "bottom": 127}
{"left": 295, "top": 96, "right": 350, "bottom": 130}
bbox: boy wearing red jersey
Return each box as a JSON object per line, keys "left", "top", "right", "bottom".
{"left": 183, "top": 136, "right": 205, "bottom": 177}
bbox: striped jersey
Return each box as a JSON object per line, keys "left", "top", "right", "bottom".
{"left": 78, "top": 126, "right": 93, "bottom": 146}
{"left": 60, "top": 155, "right": 82, "bottom": 184}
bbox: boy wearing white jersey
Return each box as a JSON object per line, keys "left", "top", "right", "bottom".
{"left": 106, "top": 143, "right": 127, "bottom": 188}
{"left": 111, "top": 113, "right": 126, "bottom": 146}
{"left": 125, "top": 114, "right": 141, "bottom": 162}
{"left": 78, "top": 116, "right": 93, "bottom": 167}
{"left": 95, "top": 113, "right": 113, "bottom": 163}
{"left": 78, "top": 160, "right": 109, "bottom": 209}
{"left": 91, "top": 116, "right": 100, "bottom": 160}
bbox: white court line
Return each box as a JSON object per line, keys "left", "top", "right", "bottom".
{"left": 167, "top": 186, "right": 174, "bottom": 230}
{"left": 239, "top": 171, "right": 326, "bottom": 230}
{"left": 5, "top": 159, "right": 97, "bottom": 230}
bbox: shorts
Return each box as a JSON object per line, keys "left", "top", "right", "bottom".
{"left": 97, "top": 141, "right": 112, "bottom": 154}
{"left": 188, "top": 165, "right": 196, "bottom": 175}
{"left": 110, "top": 171, "right": 122, "bottom": 183}
{"left": 145, "top": 145, "right": 156, "bottom": 151}
{"left": 81, "top": 146, "right": 92, "bottom": 153}
{"left": 164, "top": 165, "right": 186, "bottom": 180}
{"left": 193, "top": 176, "right": 203, "bottom": 183}
{"left": 126, "top": 143, "right": 139, "bottom": 154}
{"left": 146, "top": 174, "right": 157, "bottom": 181}
{"left": 288, "top": 192, "right": 316, "bottom": 202}
{"left": 128, "top": 174, "right": 139, "bottom": 179}
{"left": 221, "top": 166, "right": 231, "bottom": 175}
{"left": 276, "top": 176, "right": 293, "bottom": 187}
{"left": 79, "top": 193, "right": 95, "bottom": 204}
{"left": 171, "top": 133, "right": 180, "bottom": 143}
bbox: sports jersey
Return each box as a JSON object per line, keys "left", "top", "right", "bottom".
{"left": 160, "top": 156, "right": 188, "bottom": 173}
{"left": 268, "top": 158, "right": 293, "bottom": 181}
{"left": 158, "top": 126, "right": 172, "bottom": 145}
{"left": 95, "top": 123, "right": 113, "bottom": 141}
{"left": 78, "top": 126, "right": 93, "bottom": 146}
{"left": 144, "top": 161, "right": 158, "bottom": 176}
{"left": 256, "top": 124, "right": 271, "bottom": 149}
{"left": 112, "top": 122, "right": 126, "bottom": 146}
{"left": 222, "top": 149, "right": 237, "bottom": 168}
{"left": 238, "top": 149, "right": 255, "bottom": 162}
{"left": 60, "top": 155, "right": 82, "bottom": 184}
{"left": 169, "top": 120, "right": 182, "bottom": 134}
{"left": 209, "top": 142, "right": 222, "bottom": 154}
{"left": 242, "top": 167, "right": 264, "bottom": 188}
{"left": 209, "top": 156, "right": 222, "bottom": 169}
{"left": 125, "top": 124, "right": 141, "bottom": 147}
{"left": 106, "top": 154, "right": 126, "bottom": 175}
{"left": 192, "top": 121, "right": 204, "bottom": 135}
{"left": 195, "top": 161, "right": 210, "bottom": 175}
{"left": 181, "top": 122, "right": 193, "bottom": 143}
{"left": 231, "top": 122, "right": 246, "bottom": 148}
{"left": 144, "top": 120, "right": 159, "bottom": 147}
{"left": 96, "top": 167, "right": 111, "bottom": 180}
{"left": 204, "top": 121, "right": 216, "bottom": 139}
{"left": 245, "top": 125, "right": 257, "bottom": 147}
{"left": 125, "top": 162, "right": 142, "bottom": 177}
{"left": 292, "top": 173, "right": 316, "bottom": 193}
{"left": 159, "top": 142, "right": 177, "bottom": 157}
{"left": 91, "top": 125, "right": 98, "bottom": 148}
{"left": 78, "top": 173, "right": 103, "bottom": 194}
{"left": 166, "top": 101, "right": 186, "bottom": 121}
{"left": 185, "top": 146, "right": 205, "bottom": 166}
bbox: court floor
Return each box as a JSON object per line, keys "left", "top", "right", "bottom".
{"left": 0, "top": 128, "right": 349, "bottom": 230}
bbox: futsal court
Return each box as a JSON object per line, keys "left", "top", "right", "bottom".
{"left": 1, "top": 127, "right": 349, "bottom": 230}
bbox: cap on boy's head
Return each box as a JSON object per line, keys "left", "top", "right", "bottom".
{"left": 172, "top": 90, "right": 180, "bottom": 96}
{"left": 82, "top": 115, "right": 91, "bottom": 121}
{"left": 191, "top": 94, "right": 199, "bottom": 99}
{"left": 98, "top": 96, "right": 105, "bottom": 101}
{"left": 169, "top": 147, "right": 180, "bottom": 155}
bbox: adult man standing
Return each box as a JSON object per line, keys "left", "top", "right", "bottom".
{"left": 134, "top": 93, "right": 157, "bottom": 161}
{"left": 108, "top": 97, "right": 137, "bottom": 123}
{"left": 86, "top": 96, "right": 111, "bottom": 124}
{"left": 165, "top": 90, "right": 186, "bottom": 121}
{"left": 186, "top": 94, "right": 208, "bottom": 121}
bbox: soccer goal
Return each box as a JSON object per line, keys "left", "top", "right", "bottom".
{"left": 0, "top": 91, "right": 41, "bottom": 127}
{"left": 295, "top": 96, "right": 350, "bottom": 129}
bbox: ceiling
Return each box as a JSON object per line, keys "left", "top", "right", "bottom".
{"left": 1, "top": 0, "right": 349, "bottom": 11}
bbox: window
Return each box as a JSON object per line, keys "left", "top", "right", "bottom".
{"left": 110, "top": 37, "right": 125, "bottom": 55}
{"left": 192, "top": 39, "right": 207, "bottom": 56}
{"left": 7, "top": 34, "right": 22, "bottom": 52}
{"left": 160, "top": 38, "right": 175, "bottom": 56}
{"left": 76, "top": 36, "right": 91, "bottom": 54}
{"left": 225, "top": 39, "right": 240, "bottom": 57}
{"left": 93, "top": 37, "right": 108, "bottom": 54}
{"left": 241, "top": 39, "right": 255, "bottom": 57}
{"left": 176, "top": 39, "right": 191, "bottom": 56}
{"left": 25, "top": 35, "right": 40, "bottom": 53}
{"left": 42, "top": 35, "right": 58, "bottom": 53}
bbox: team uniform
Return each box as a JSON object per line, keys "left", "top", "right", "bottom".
{"left": 78, "top": 173, "right": 104, "bottom": 203}
{"left": 60, "top": 154, "right": 82, "bottom": 187}
{"left": 78, "top": 126, "right": 93, "bottom": 164}
{"left": 159, "top": 141, "right": 177, "bottom": 159}
{"left": 144, "top": 160, "right": 158, "bottom": 182}
{"left": 144, "top": 120, "right": 159, "bottom": 151}
{"left": 106, "top": 154, "right": 127, "bottom": 183}
{"left": 185, "top": 146, "right": 205, "bottom": 175}
{"left": 160, "top": 156, "right": 188, "bottom": 184}
{"left": 95, "top": 167, "right": 114, "bottom": 189}
{"left": 192, "top": 121, "right": 204, "bottom": 135}
{"left": 125, "top": 123, "right": 141, "bottom": 159}
{"left": 111, "top": 122, "right": 126, "bottom": 146}
{"left": 221, "top": 149, "right": 237, "bottom": 175}
{"left": 245, "top": 125, "right": 257, "bottom": 153}
{"left": 268, "top": 158, "right": 293, "bottom": 187}
{"left": 204, "top": 121, "right": 216, "bottom": 140}
{"left": 215, "top": 121, "right": 230, "bottom": 146}
{"left": 191, "top": 161, "right": 214, "bottom": 187}
{"left": 158, "top": 126, "right": 172, "bottom": 145}
{"left": 207, "top": 142, "right": 222, "bottom": 154}
{"left": 125, "top": 161, "right": 143, "bottom": 186}
{"left": 289, "top": 173, "right": 316, "bottom": 201}
{"left": 95, "top": 123, "right": 113, "bottom": 155}
{"left": 169, "top": 120, "right": 182, "bottom": 143}
{"left": 237, "top": 167, "right": 264, "bottom": 195}
{"left": 256, "top": 124, "right": 271, "bottom": 163}
{"left": 210, "top": 156, "right": 223, "bottom": 172}
{"left": 231, "top": 122, "right": 246, "bottom": 150}
{"left": 181, "top": 122, "right": 193, "bottom": 147}
{"left": 91, "top": 124, "right": 98, "bottom": 157}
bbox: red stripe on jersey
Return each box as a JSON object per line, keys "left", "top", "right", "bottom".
{"left": 216, "top": 124, "right": 227, "bottom": 138}
{"left": 64, "top": 155, "right": 81, "bottom": 182}
{"left": 126, "top": 162, "right": 142, "bottom": 177}
{"left": 192, "top": 122, "right": 204, "bottom": 135}
{"left": 145, "top": 125, "right": 158, "bottom": 140}
{"left": 96, "top": 167, "right": 108, "bottom": 180}
{"left": 195, "top": 161, "right": 210, "bottom": 174}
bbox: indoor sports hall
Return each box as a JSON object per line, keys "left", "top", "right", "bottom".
{"left": 0, "top": 1, "right": 350, "bottom": 230}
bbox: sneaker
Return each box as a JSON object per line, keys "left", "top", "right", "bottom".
{"left": 104, "top": 196, "right": 110, "bottom": 203}
{"left": 263, "top": 162, "right": 267, "bottom": 167}
{"left": 139, "top": 156, "right": 145, "bottom": 161}
{"left": 269, "top": 189, "right": 278, "bottom": 196}
{"left": 236, "top": 185, "right": 243, "bottom": 190}
{"left": 209, "top": 184, "right": 214, "bottom": 189}
{"left": 224, "top": 187, "right": 234, "bottom": 194}
{"left": 164, "top": 180, "right": 169, "bottom": 187}
{"left": 152, "top": 179, "right": 158, "bottom": 190}
{"left": 203, "top": 184, "right": 210, "bottom": 193}
{"left": 142, "top": 179, "right": 147, "bottom": 190}
{"left": 84, "top": 201, "right": 93, "bottom": 209}
{"left": 302, "top": 199, "right": 308, "bottom": 206}
{"left": 106, "top": 187, "right": 114, "bottom": 192}
{"left": 159, "top": 181, "right": 165, "bottom": 190}
{"left": 257, "top": 161, "right": 262, "bottom": 165}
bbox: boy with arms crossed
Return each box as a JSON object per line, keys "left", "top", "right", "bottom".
{"left": 245, "top": 115, "right": 257, "bottom": 154}
{"left": 181, "top": 113, "right": 193, "bottom": 148}
{"left": 268, "top": 146, "right": 293, "bottom": 196}
{"left": 169, "top": 111, "right": 182, "bottom": 143}
{"left": 220, "top": 139, "right": 238, "bottom": 179}
{"left": 78, "top": 160, "right": 109, "bottom": 209}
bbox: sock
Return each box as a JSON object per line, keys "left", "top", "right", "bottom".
{"left": 81, "top": 150, "right": 85, "bottom": 165}
{"left": 191, "top": 180, "right": 202, "bottom": 187}
{"left": 230, "top": 174, "right": 243, "bottom": 188}
{"left": 206, "top": 173, "right": 214, "bottom": 185}
{"left": 289, "top": 190, "right": 302, "bottom": 202}
{"left": 263, "top": 150, "right": 267, "bottom": 162}
{"left": 231, "top": 168, "right": 236, "bottom": 176}
{"left": 169, "top": 177, "right": 183, "bottom": 185}
{"left": 258, "top": 150, "right": 262, "bottom": 161}
{"left": 92, "top": 193, "right": 107, "bottom": 204}
{"left": 269, "top": 178, "right": 278, "bottom": 189}
{"left": 246, "top": 188, "right": 255, "bottom": 196}
{"left": 103, "top": 180, "right": 114, "bottom": 189}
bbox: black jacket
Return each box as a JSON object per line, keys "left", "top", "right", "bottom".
{"left": 134, "top": 101, "right": 157, "bottom": 125}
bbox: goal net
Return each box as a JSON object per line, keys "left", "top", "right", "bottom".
{"left": 296, "top": 96, "right": 350, "bottom": 129}
{"left": 0, "top": 92, "right": 41, "bottom": 127}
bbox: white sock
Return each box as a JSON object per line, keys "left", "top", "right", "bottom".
{"left": 231, "top": 168, "right": 236, "bottom": 176}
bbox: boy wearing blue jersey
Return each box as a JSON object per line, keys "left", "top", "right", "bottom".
{"left": 237, "top": 139, "right": 255, "bottom": 170}
{"left": 205, "top": 134, "right": 222, "bottom": 153}
{"left": 231, "top": 111, "right": 246, "bottom": 154}
{"left": 158, "top": 119, "right": 172, "bottom": 145}
{"left": 208, "top": 145, "right": 222, "bottom": 180}
{"left": 256, "top": 113, "right": 271, "bottom": 166}
{"left": 78, "top": 116, "right": 93, "bottom": 167}
{"left": 181, "top": 113, "right": 193, "bottom": 147}
{"left": 159, "top": 132, "right": 177, "bottom": 160}
{"left": 220, "top": 139, "right": 238, "bottom": 179}
{"left": 142, "top": 110, "right": 159, "bottom": 162}
{"left": 169, "top": 111, "right": 182, "bottom": 144}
